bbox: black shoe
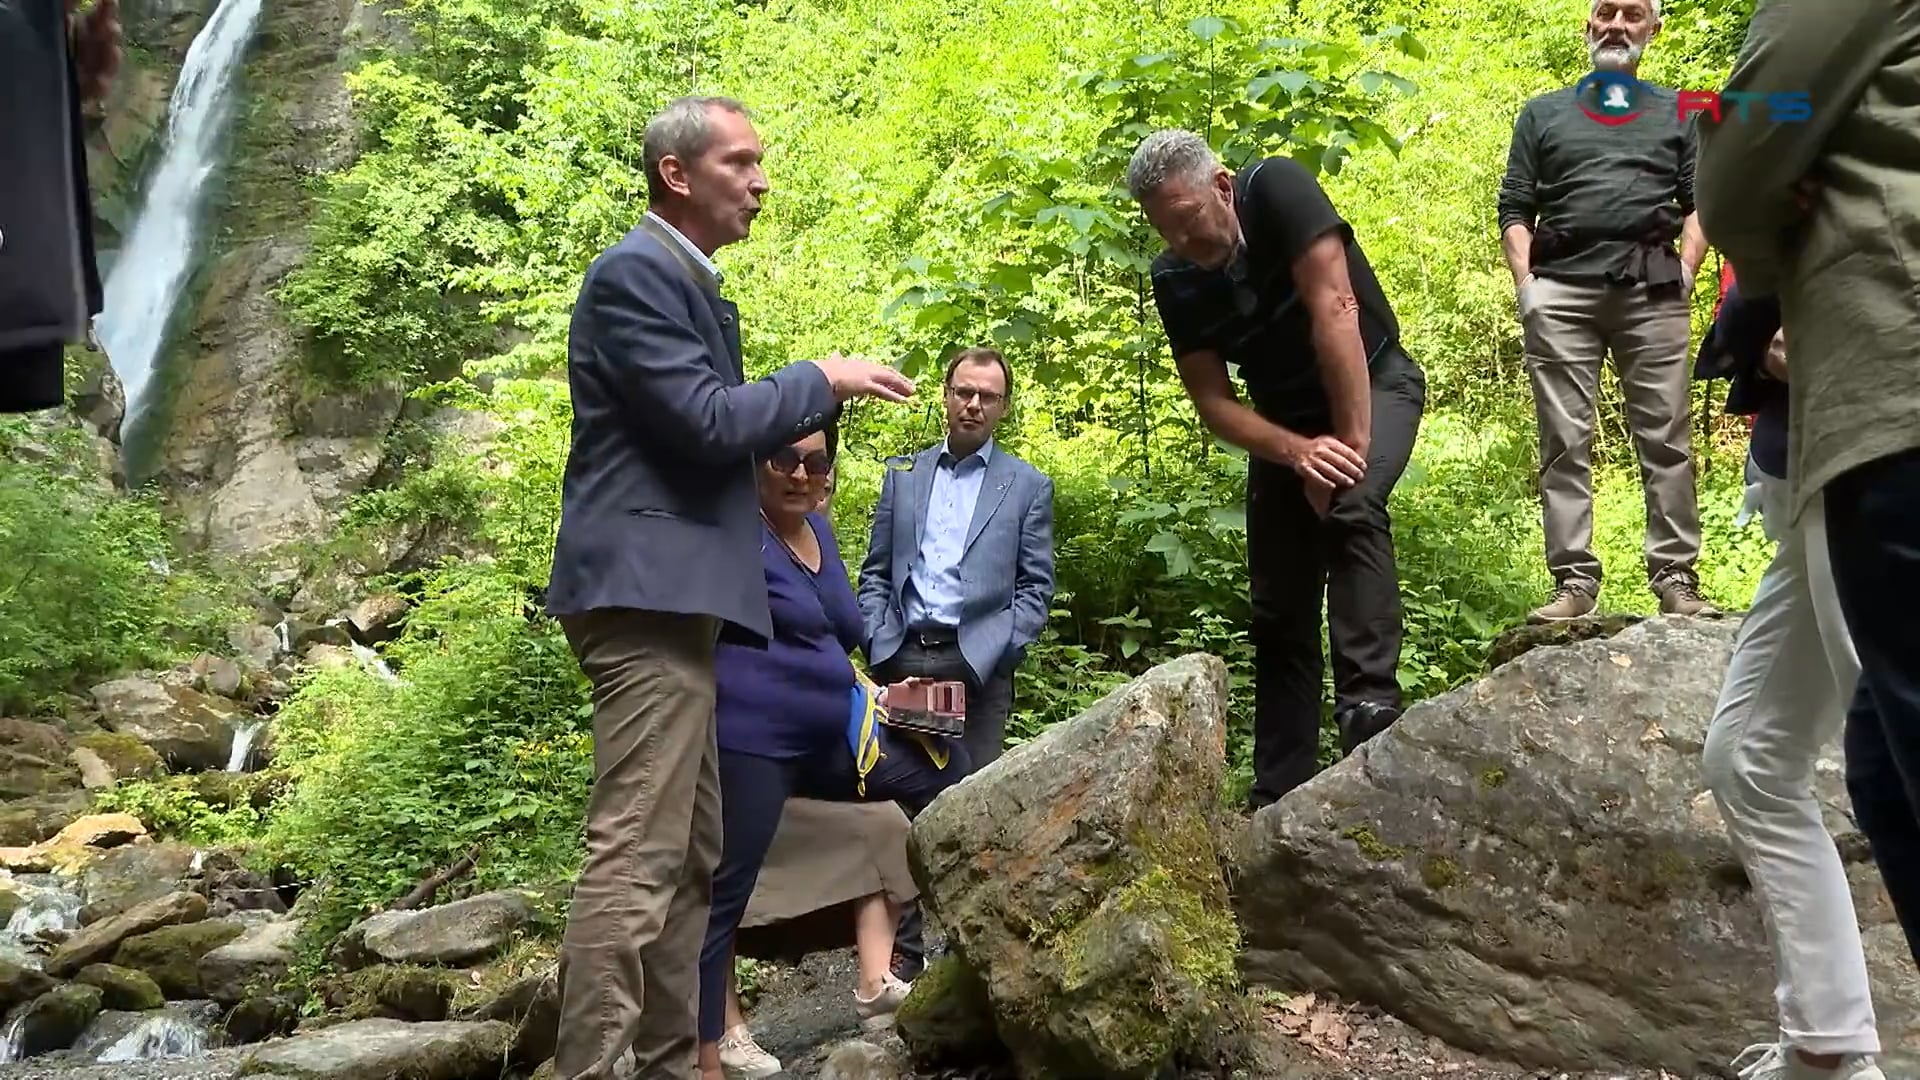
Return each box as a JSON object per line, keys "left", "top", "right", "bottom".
{"left": 890, "top": 949, "right": 925, "bottom": 982}
{"left": 1337, "top": 702, "right": 1402, "bottom": 756}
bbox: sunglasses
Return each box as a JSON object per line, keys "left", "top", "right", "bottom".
{"left": 767, "top": 447, "right": 833, "bottom": 476}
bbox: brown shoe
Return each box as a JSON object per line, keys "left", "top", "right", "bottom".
{"left": 1653, "top": 569, "right": 1716, "bottom": 616}
{"left": 1527, "top": 581, "right": 1597, "bottom": 623}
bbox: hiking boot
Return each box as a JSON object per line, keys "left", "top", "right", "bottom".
{"left": 716, "top": 1025, "right": 783, "bottom": 1080}
{"left": 1527, "top": 581, "right": 1597, "bottom": 623}
{"left": 1653, "top": 568, "right": 1717, "bottom": 616}
{"left": 1730, "top": 1042, "right": 1886, "bottom": 1080}
{"left": 1337, "top": 701, "right": 1402, "bottom": 755}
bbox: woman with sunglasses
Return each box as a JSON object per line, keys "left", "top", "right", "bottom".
{"left": 696, "top": 410, "right": 969, "bottom": 1080}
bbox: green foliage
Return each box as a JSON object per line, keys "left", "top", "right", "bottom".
{"left": 0, "top": 418, "right": 240, "bottom": 714}
{"left": 94, "top": 777, "right": 270, "bottom": 848}
{"left": 261, "top": 562, "right": 591, "bottom": 939}
{"left": 248, "top": 0, "right": 1768, "bottom": 904}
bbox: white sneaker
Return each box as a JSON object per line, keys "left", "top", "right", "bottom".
{"left": 1731, "top": 1042, "right": 1887, "bottom": 1080}
{"left": 854, "top": 974, "right": 912, "bottom": 1025}
{"left": 716, "top": 1024, "right": 783, "bottom": 1079}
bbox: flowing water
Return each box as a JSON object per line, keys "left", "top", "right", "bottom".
{"left": 94, "top": 0, "right": 268, "bottom": 423}
{"left": 225, "top": 721, "right": 266, "bottom": 773}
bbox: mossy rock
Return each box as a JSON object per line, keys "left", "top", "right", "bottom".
{"left": 15, "top": 983, "right": 103, "bottom": 1057}
{"left": 0, "top": 960, "right": 58, "bottom": 1011}
{"left": 113, "top": 918, "right": 246, "bottom": 998}
{"left": 896, "top": 954, "right": 1001, "bottom": 1067}
{"left": 74, "top": 962, "right": 166, "bottom": 1010}
{"left": 1483, "top": 614, "right": 1643, "bottom": 672}
{"left": 318, "top": 964, "right": 459, "bottom": 1022}
{"left": 73, "top": 732, "right": 167, "bottom": 782}
{"left": 0, "top": 745, "right": 81, "bottom": 802}
{"left": 0, "top": 790, "right": 91, "bottom": 846}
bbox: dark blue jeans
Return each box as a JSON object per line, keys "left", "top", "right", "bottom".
{"left": 1829, "top": 447, "right": 1920, "bottom": 967}
{"left": 696, "top": 725, "right": 967, "bottom": 1042}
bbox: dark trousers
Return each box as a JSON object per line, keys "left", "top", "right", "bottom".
{"left": 697, "top": 728, "right": 966, "bottom": 1042}
{"left": 872, "top": 633, "right": 1016, "bottom": 969}
{"left": 1247, "top": 350, "right": 1425, "bottom": 810}
{"left": 1829, "top": 447, "right": 1920, "bottom": 966}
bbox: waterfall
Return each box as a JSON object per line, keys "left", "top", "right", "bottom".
{"left": 94, "top": 0, "right": 268, "bottom": 421}
{"left": 226, "top": 720, "right": 266, "bottom": 772}
{"left": 2, "top": 875, "right": 82, "bottom": 968}
{"left": 0, "top": 1012, "right": 24, "bottom": 1064}
{"left": 351, "top": 642, "right": 400, "bottom": 684}
{"left": 273, "top": 619, "right": 292, "bottom": 656}
{"left": 95, "top": 1012, "right": 212, "bottom": 1063}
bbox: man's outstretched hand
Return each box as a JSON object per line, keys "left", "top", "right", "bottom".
{"left": 68, "top": 0, "right": 122, "bottom": 105}
{"left": 812, "top": 352, "right": 915, "bottom": 404}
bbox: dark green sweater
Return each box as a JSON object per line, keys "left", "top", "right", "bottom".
{"left": 1499, "top": 82, "right": 1696, "bottom": 285}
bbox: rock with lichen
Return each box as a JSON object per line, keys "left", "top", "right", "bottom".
{"left": 907, "top": 653, "right": 1244, "bottom": 1079}
{"left": 1238, "top": 615, "right": 1920, "bottom": 1077}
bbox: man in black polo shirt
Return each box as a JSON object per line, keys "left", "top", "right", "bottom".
{"left": 1128, "top": 129, "right": 1426, "bottom": 810}
{"left": 1498, "top": 0, "right": 1712, "bottom": 623}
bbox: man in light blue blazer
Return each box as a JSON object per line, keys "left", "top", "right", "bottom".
{"left": 858, "top": 346, "right": 1056, "bottom": 773}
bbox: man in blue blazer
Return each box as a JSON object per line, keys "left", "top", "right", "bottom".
{"left": 858, "top": 346, "right": 1056, "bottom": 771}
{"left": 544, "top": 96, "right": 916, "bottom": 1080}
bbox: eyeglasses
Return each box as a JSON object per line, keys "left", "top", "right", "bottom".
{"left": 767, "top": 447, "right": 833, "bottom": 476}
{"left": 947, "top": 385, "right": 1006, "bottom": 408}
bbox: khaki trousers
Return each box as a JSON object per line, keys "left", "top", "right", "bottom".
{"left": 1519, "top": 274, "right": 1701, "bottom": 590}
{"left": 553, "top": 609, "right": 723, "bottom": 1080}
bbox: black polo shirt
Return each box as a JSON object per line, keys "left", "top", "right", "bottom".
{"left": 1148, "top": 156, "right": 1401, "bottom": 432}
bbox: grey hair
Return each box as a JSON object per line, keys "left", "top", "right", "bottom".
{"left": 1125, "top": 130, "right": 1220, "bottom": 202}
{"left": 1592, "top": 0, "right": 1661, "bottom": 18}
{"left": 643, "top": 95, "right": 750, "bottom": 203}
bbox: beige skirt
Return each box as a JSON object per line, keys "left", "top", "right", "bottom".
{"left": 734, "top": 797, "right": 918, "bottom": 962}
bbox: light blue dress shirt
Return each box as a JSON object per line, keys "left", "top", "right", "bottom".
{"left": 903, "top": 438, "right": 994, "bottom": 629}
{"left": 644, "top": 210, "right": 721, "bottom": 282}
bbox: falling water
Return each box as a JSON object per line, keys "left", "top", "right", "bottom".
{"left": 0, "top": 1013, "right": 24, "bottom": 1064}
{"left": 351, "top": 642, "right": 400, "bottom": 684}
{"left": 1, "top": 875, "right": 82, "bottom": 968}
{"left": 95, "top": 1012, "right": 212, "bottom": 1063}
{"left": 94, "top": 0, "right": 269, "bottom": 420}
{"left": 226, "top": 720, "right": 266, "bottom": 772}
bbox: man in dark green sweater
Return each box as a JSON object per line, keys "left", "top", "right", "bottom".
{"left": 1498, "top": 0, "right": 1711, "bottom": 623}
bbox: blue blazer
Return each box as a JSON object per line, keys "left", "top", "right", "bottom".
{"left": 545, "top": 216, "right": 837, "bottom": 640}
{"left": 856, "top": 444, "right": 1056, "bottom": 684}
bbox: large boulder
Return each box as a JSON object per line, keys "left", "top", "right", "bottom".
{"left": 907, "top": 653, "right": 1242, "bottom": 1080}
{"left": 47, "top": 890, "right": 208, "bottom": 977}
{"left": 0, "top": 959, "right": 58, "bottom": 1009}
{"left": 199, "top": 917, "right": 302, "bottom": 1005}
{"left": 1237, "top": 616, "right": 1920, "bottom": 1077}
{"left": 332, "top": 890, "right": 534, "bottom": 969}
{"left": 237, "top": 1017, "right": 515, "bottom": 1079}
{"left": 0, "top": 718, "right": 81, "bottom": 801}
{"left": 114, "top": 918, "right": 247, "bottom": 998}
{"left": 0, "top": 790, "right": 91, "bottom": 846}
{"left": 89, "top": 677, "right": 241, "bottom": 772}
{"left": 81, "top": 841, "right": 198, "bottom": 924}
{"left": 13, "top": 983, "right": 105, "bottom": 1057}
{"left": 73, "top": 962, "right": 167, "bottom": 1011}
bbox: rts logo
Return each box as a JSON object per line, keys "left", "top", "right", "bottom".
{"left": 1576, "top": 70, "right": 1810, "bottom": 125}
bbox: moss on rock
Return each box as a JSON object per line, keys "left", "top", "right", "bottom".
{"left": 74, "top": 963, "right": 166, "bottom": 1011}
{"left": 74, "top": 732, "right": 166, "bottom": 782}
{"left": 1341, "top": 825, "right": 1405, "bottom": 861}
{"left": 895, "top": 954, "right": 998, "bottom": 1066}
{"left": 114, "top": 919, "right": 246, "bottom": 998}
{"left": 319, "top": 964, "right": 459, "bottom": 1022}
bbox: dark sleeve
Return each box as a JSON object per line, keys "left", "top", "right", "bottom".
{"left": 814, "top": 513, "right": 865, "bottom": 656}
{"left": 1242, "top": 157, "right": 1350, "bottom": 266}
{"left": 1149, "top": 266, "right": 1211, "bottom": 357}
{"left": 587, "top": 247, "right": 836, "bottom": 459}
{"left": 1497, "top": 103, "right": 1540, "bottom": 232}
{"left": 1678, "top": 111, "right": 1698, "bottom": 216}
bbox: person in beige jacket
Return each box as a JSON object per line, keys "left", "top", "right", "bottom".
{"left": 1698, "top": 4, "right": 1920, "bottom": 1080}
